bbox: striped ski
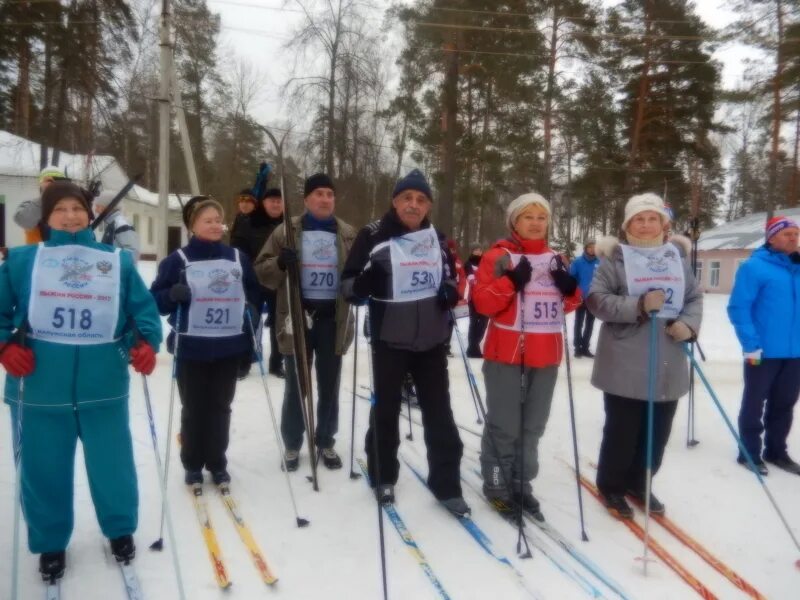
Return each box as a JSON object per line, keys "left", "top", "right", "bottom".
{"left": 399, "top": 453, "right": 545, "bottom": 600}
{"left": 457, "top": 466, "right": 614, "bottom": 599}
{"left": 217, "top": 484, "right": 278, "bottom": 585}
{"left": 574, "top": 472, "right": 718, "bottom": 600}
{"left": 189, "top": 484, "right": 231, "bottom": 589}
{"left": 583, "top": 460, "right": 765, "bottom": 600}
{"left": 356, "top": 458, "right": 451, "bottom": 600}
{"left": 44, "top": 581, "right": 60, "bottom": 600}
{"left": 118, "top": 563, "right": 145, "bottom": 600}
{"left": 458, "top": 455, "right": 633, "bottom": 600}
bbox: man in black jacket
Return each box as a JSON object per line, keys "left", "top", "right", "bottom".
{"left": 464, "top": 245, "right": 487, "bottom": 357}
{"left": 341, "top": 169, "right": 469, "bottom": 517}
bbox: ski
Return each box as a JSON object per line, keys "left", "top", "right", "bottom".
{"left": 217, "top": 484, "right": 278, "bottom": 585}
{"left": 457, "top": 466, "right": 614, "bottom": 600}
{"left": 458, "top": 455, "right": 632, "bottom": 600}
{"left": 356, "top": 458, "right": 451, "bottom": 600}
{"left": 574, "top": 471, "right": 718, "bottom": 600}
{"left": 584, "top": 460, "right": 766, "bottom": 599}
{"left": 118, "top": 562, "right": 145, "bottom": 600}
{"left": 399, "top": 453, "right": 545, "bottom": 600}
{"left": 44, "top": 580, "right": 60, "bottom": 600}
{"left": 189, "top": 483, "right": 232, "bottom": 589}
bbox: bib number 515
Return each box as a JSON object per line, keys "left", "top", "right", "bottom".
{"left": 52, "top": 307, "right": 93, "bottom": 330}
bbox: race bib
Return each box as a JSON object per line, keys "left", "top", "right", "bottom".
{"left": 28, "top": 244, "right": 121, "bottom": 345}
{"left": 180, "top": 250, "right": 245, "bottom": 338}
{"left": 387, "top": 226, "right": 442, "bottom": 302}
{"left": 621, "top": 243, "right": 685, "bottom": 319}
{"left": 301, "top": 230, "right": 339, "bottom": 300}
{"left": 495, "top": 252, "right": 563, "bottom": 334}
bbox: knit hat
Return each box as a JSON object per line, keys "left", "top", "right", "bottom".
{"left": 622, "top": 193, "right": 671, "bottom": 231}
{"left": 392, "top": 169, "right": 433, "bottom": 201}
{"left": 39, "top": 165, "right": 65, "bottom": 184}
{"left": 505, "top": 193, "right": 551, "bottom": 231}
{"left": 584, "top": 238, "right": 596, "bottom": 247}
{"left": 263, "top": 187, "right": 282, "bottom": 199}
{"left": 766, "top": 216, "right": 799, "bottom": 240}
{"left": 182, "top": 195, "right": 224, "bottom": 230}
{"left": 40, "top": 181, "right": 92, "bottom": 224}
{"left": 304, "top": 173, "right": 335, "bottom": 197}
{"left": 237, "top": 188, "right": 256, "bottom": 204}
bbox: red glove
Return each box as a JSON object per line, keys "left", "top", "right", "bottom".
{"left": 130, "top": 341, "right": 156, "bottom": 375}
{"left": 0, "top": 343, "right": 34, "bottom": 377}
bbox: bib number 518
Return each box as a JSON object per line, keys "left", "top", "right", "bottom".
{"left": 52, "top": 307, "right": 93, "bottom": 330}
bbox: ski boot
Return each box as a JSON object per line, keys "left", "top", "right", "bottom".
{"left": 211, "top": 469, "right": 231, "bottom": 485}
{"left": 512, "top": 490, "right": 545, "bottom": 522}
{"left": 184, "top": 469, "right": 203, "bottom": 485}
{"left": 602, "top": 493, "right": 633, "bottom": 519}
{"left": 321, "top": 448, "right": 343, "bottom": 470}
{"left": 626, "top": 488, "right": 666, "bottom": 515}
{"left": 441, "top": 496, "right": 471, "bottom": 518}
{"left": 110, "top": 535, "right": 136, "bottom": 564}
{"left": 376, "top": 484, "right": 395, "bottom": 505}
{"left": 282, "top": 450, "right": 300, "bottom": 472}
{"left": 39, "top": 551, "right": 66, "bottom": 582}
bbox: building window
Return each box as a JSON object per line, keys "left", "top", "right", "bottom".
{"left": 694, "top": 260, "right": 703, "bottom": 285}
{"left": 132, "top": 214, "right": 140, "bottom": 232}
{"left": 147, "top": 216, "right": 154, "bottom": 244}
{"left": 709, "top": 261, "right": 721, "bottom": 288}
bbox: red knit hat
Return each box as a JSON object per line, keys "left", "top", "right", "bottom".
{"left": 766, "top": 216, "right": 799, "bottom": 240}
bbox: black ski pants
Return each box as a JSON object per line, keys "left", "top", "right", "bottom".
{"left": 596, "top": 393, "right": 678, "bottom": 497}
{"left": 467, "top": 299, "right": 488, "bottom": 354}
{"left": 264, "top": 289, "right": 283, "bottom": 373}
{"left": 365, "top": 341, "right": 464, "bottom": 500}
{"left": 281, "top": 314, "right": 342, "bottom": 451}
{"left": 177, "top": 355, "right": 240, "bottom": 473}
{"left": 573, "top": 304, "right": 595, "bottom": 353}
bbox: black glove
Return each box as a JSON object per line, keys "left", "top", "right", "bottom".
{"left": 791, "top": 252, "right": 800, "bottom": 264}
{"left": 506, "top": 256, "right": 532, "bottom": 292}
{"left": 277, "top": 247, "right": 298, "bottom": 271}
{"left": 437, "top": 281, "right": 459, "bottom": 310}
{"left": 550, "top": 256, "right": 578, "bottom": 296}
{"left": 168, "top": 283, "right": 192, "bottom": 304}
{"left": 352, "top": 267, "right": 379, "bottom": 299}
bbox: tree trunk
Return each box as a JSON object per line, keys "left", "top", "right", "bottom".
{"left": 768, "top": 0, "right": 784, "bottom": 220}
{"left": 15, "top": 36, "right": 31, "bottom": 138}
{"left": 790, "top": 104, "right": 800, "bottom": 206}
{"left": 543, "top": 7, "right": 560, "bottom": 199}
{"left": 439, "top": 38, "right": 459, "bottom": 237}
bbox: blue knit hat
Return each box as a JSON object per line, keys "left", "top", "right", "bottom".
{"left": 392, "top": 169, "right": 433, "bottom": 201}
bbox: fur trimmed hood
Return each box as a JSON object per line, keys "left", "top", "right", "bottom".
{"left": 595, "top": 234, "right": 691, "bottom": 259}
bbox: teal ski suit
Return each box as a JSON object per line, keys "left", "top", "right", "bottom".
{"left": 0, "top": 228, "right": 162, "bottom": 553}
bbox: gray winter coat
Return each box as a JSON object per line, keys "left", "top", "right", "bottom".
{"left": 587, "top": 235, "right": 703, "bottom": 402}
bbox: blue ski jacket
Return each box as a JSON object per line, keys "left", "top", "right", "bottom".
{"left": 569, "top": 252, "right": 599, "bottom": 299}
{"left": 0, "top": 228, "right": 162, "bottom": 412}
{"left": 728, "top": 245, "right": 800, "bottom": 357}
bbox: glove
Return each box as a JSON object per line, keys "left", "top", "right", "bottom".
{"left": 437, "top": 282, "right": 459, "bottom": 310}
{"left": 168, "top": 283, "right": 192, "bottom": 304}
{"left": 744, "top": 349, "right": 763, "bottom": 366}
{"left": 506, "top": 256, "right": 532, "bottom": 292}
{"left": 791, "top": 252, "right": 800, "bottom": 264}
{"left": 352, "top": 267, "right": 379, "bottom": 299}
{"left": 277, "top": 247, "right": 298, "bottom": 271}
{"left": 0, "top": 343, "right": 34, "bottom": 377}
{"left": 640, "top": 289, "right": 666, "bottom": 314}
{"left": 549, "top": 256, "right": 578, "bottom": 296}
{"left": 665, "top": 320, "right": 694, "bottom": 342}
{"left": 130, "top": 341, "right": 156, "bottom": 375}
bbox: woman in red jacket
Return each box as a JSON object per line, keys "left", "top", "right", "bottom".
{"left": 472, "top": 193, "right": 581, "bottom": 519}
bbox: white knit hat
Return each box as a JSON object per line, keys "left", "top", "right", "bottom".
{"left": 622, "top": 193, "right": 671, "bottom": 231}
{"left": 506, "top": 192, "right": 551, "bottom": 231}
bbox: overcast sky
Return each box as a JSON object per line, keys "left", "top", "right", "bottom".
{"left": 202, "top": 0, "right": 761, "bottom": 137}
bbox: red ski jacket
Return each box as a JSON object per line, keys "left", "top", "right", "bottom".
{"left": 472, "top": 236, "right": 581, "bottom": 367}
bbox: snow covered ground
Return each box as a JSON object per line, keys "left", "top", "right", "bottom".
{"left": 1, "top": 263, "right": 798, "bottom": 599}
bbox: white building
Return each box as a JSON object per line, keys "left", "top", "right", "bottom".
{"left": 0, "top": 130, "right": 186, "bottom": 258}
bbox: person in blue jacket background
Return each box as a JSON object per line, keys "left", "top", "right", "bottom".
{"left": 0, "top": 181, "right": 162, "bottom": 581}
{"left": 569, "top": 238, "right": 599, "bottom": 357}
{"left": 150, "top": 196, "right": 262, "bottom": 487}
{"left": 728, "top": 215, "right": 800, "bottom": 476}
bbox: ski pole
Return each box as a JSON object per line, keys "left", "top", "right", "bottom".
{"left": 642, "top": 312, "right": 659, "bottom": 575}
{"left": 686, "top": 341, "right": 699, "bottom": 447}
{"left": 246, "top": 310, "right": 310, "bottom": 527}
{"left": 151, "top": 303, "right": 183, "bottom": 551}
{"left": 516, "top": 290, "right": 533, "bottom": 559}
{"left": 349, "top": 305, "right": 361, "bottom": 479}
{"left": 449, "top": 309, "right": 484, "bottom": 425}
{"left": 10, "top": 324, "right": 28, "bottom": 600}
{"left": 139, "top": 368, "right": 187, "bottom": 599}
{"left": 561, "top": 311, "right": 589, "bottom": 542}
{"left": 365, "top": 307, "right": 389, "bottom": 600}
{"left": 404, "top": 375, "right": 414, "bottom": 441}
{"left": 683, "top": 345, "right": 800, "bottom": 566}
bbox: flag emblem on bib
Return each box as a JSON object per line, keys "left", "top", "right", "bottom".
{"left": 531, "top": 262, "right": 553, "bottom": 286}
{"left": 311, "top": 238, "right": 336, "bottom": 260}
{"left": 60, "top": 257, "right": 93, "bottom": 289}
{"left": 646, "top": 254, "right": 669, "bottom": 273}
{"left": 208, "top": 269, "right": 231, "bottom": 293}
{"left": 96, "top": 260, "right": 113, "bottom": 275}
{"left": 410, "top": 233, "right": 436, "bottom": 258}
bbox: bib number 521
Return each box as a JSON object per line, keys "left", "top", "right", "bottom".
{"left": 52, "top": 307, "right": 93, "bottom": 330}
{"left": 205, "top": 308, "right": 230, "bottom": 325}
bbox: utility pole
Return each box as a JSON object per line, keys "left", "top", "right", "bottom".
{"left": 158, "top": 0, "right": 172, "bottom": 260}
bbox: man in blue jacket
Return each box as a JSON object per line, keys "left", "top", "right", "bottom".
{"left": 728, "top": 216, "right": 800, "bottom": 476}
{"left": 569, "top": 239, "right": 599, "bottom": 357}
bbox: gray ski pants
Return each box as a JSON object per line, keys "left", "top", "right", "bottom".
{"left": 480, "top": 360, "right": 558, "bottom": 496}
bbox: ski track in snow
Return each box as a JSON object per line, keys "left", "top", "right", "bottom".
{"left": 0, "top": 262, "right": 797, "bottom": 599}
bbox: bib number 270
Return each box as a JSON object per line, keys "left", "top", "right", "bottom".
{"left": 52, "top": 307, "right": 93, "bottom": 330}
